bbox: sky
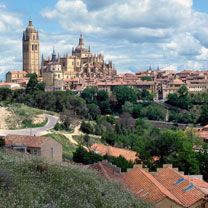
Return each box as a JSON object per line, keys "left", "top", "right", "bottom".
{"left": 0, "top": 0, "right": 208, "bottom": 80}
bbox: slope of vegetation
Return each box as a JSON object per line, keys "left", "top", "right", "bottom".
{"left": 0, "top": 149, "right": 150, "bottom": 208}
{"left": 0, "top": 102, "right": 53, "bottom": 129}
{"left": 48, "top": 133, "right": 77, "bottom": 160}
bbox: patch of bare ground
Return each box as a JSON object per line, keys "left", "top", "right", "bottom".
{"left": 32, "top": 114, "right": 46, "bottom": 125}
{"left": 0, "top": 107, "right": 13, "bottom": 130}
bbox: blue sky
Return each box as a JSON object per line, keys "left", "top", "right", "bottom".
{"left": 0, "top": 0, "right": 208, "bottom": 80}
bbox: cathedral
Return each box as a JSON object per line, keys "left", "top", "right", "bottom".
{"left": 41, "top": 34, "right": 116, "bottom": 90}
{"left": 6, "top": 20, "right": 117, "bottom": 91}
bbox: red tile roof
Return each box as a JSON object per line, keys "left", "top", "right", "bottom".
{"left": 122, "top": 166, "right": 182, "bottom": 205}
{"left": 154, "top": 166, "right": 207, "bottom": 207}
{"left": 89, "top": 160, "right": 121, "bottom": 180}
{"left": 5, "top": 135, "right": 50, "bottom": 148}
{"left": 197, "top": 131, "right": 208, "bottom": 140}
{"left": 90, "top": 143, "right": 139, "bottom": 162}
{"left": 9, "top": 71, "right": 27, "bottom": 74}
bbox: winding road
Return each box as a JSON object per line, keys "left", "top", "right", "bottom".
{"left": 0, "top": 114, "right": 59, "bottom": 137}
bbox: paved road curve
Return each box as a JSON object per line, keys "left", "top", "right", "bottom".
{"left": 0, "top": 114, "right": 59, "bottom": 136}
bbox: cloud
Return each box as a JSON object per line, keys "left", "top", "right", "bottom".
{"left": 1, "top": 0, "right": 208, "bottom": 80}
{"left": 40, "top": 0, "right": 208, "bottom": 72}
{"left": 0, "top": 4, "right": 23, "bottom": 79}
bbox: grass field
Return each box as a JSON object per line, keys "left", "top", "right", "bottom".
{"left": 0, "top": 149, "right": 150, "bottom": 208}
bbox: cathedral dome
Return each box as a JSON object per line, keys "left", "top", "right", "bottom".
{"left": 75, "top": 34, "right": 88, "bottom": 52}
{"left": 26, "top": 20, "right": 37, "bottom": 33}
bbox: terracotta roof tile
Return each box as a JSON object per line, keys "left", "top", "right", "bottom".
{"left": 154, "top": 167, "right": 207, "bottom": 207}
{"left": 90, "top": 143, "right": 139, "bottom": 162}
{"left": 89, "top": 160, "right": 121, "bottom": 180}
{"left": 121, "top": 167, "right": 182, "bottom": 205}
{"left": 5, "top": 135, "right": 50, "bottom": 148}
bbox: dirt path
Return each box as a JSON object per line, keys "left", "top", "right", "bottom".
{"left": 0, "top": 107, "right": 13, "bottom": 130}
{"left": 61, "top": 125, "right": 84, "bottom": 145}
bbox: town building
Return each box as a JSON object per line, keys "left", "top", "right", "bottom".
{"left": 90, "top": 162, "right": 208, "bottom": 208}
{"left": 6, "top": 71, "right": 28, "bottom": 84}
{"left": 5, "top": 20, "right": 208, "bottom": 100}
{"left": 4, "top": 134, "right": 62, "bottom": 162}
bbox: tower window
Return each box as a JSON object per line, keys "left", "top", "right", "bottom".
{"left": 35, "top": 45, "right": 38, "bottom": 50}
{"left": 32, "top": 45, "right": 34, "bottom": 51}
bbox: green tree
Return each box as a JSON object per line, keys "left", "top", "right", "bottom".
{"left": 97, "top": 90, "right": 108, "bottom": 102}
{"left": 199, "top": 104, "right": 208, "bottom": 125}
{"left": 141, "top": 89, "right": 154, "bottom": 101}
{"left": 132, "top": 104, "right": 143, "bottom": 118}
{"left": 141, "top": 103, "right": 166, "bottom": 121}
{"left": 0, "top": 88, "right": 12, "bottom": 101}
{"left": 99, "top": 100, "right": 112, "bottom": 114}
{"left": 141, "top": 76, "right": 153, "bottom": 81}
{"left": 197, "top": 151, "right": 208, "bottom": 181}
{"left": 73, "top": 146, "right": 103, "bottom": 164}
{"left": 87, "top": 104, "right": 101, "bottom": 120}
{"left": 80, "top": 121, "right": 94, "bottom": 134}
{"left": 0, "top": 137, "right": 5, "bottom": 147}
{"left": 104, "top": 155, "right": 134, "bottom": 172}
{"left": 26, "top": 73, "right": 45, "bottom": 93}
{"left": 83, "top": 134, "right": 90, "bottom": 147}
{"left": 167, "top": 85, "right": 191, "bottom": 110}
{"left": 122, "top": 101, "right": 134, "bottom": 114}
{"left": 113, "top": 86, "right": 137, "bottom": 107}
{"left": 80, "top": 87, "right": 97, "bottom": 104}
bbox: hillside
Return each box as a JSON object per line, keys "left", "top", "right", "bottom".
{"left": 0, "top": 103, "right": 54, "bottom": 130}
{"left": 0, "top": 149, "right": 150, "bottom": 208}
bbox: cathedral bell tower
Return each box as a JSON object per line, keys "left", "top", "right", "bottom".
{"left": 22, "top": 20, "right": 40, "bottom": 75}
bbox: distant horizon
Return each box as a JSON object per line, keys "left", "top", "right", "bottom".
{"left": 0, "top": 0, "right": 208, "bottom": 79}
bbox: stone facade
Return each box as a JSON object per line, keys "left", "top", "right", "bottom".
{"left": 42, "top": 34, "right": 115, "bottom": 90}
{"left": 22, "top": 20, "right": 40, "bottom": 75}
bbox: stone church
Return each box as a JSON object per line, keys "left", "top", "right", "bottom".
{"left": 6, "top": 20, "right": 116, "bottom": 90}
{"left": 41, "top": 34, "right": 116, "bottom": 89}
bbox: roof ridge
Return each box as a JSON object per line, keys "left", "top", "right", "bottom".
{"left": 155, "top": 167, "right": 207, "bottom": 205}
{"left": 139, "top": 168, "right": 182, "bottom": 205}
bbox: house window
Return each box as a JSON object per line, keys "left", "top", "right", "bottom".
{"left": 33, "top": 149, "right": 38, "bottom": 155}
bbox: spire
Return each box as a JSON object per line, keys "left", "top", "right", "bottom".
{"left": 52, "top": 47, "right": 56, "bottom": 62}
{"left": 28, "top": 18, "right": 33, "bottom": 27}
{"left": 41, "top": 54, "right": 44, "bottom": 67}
{"left": 79, "top": 33, "right": 84, "bottom": 46}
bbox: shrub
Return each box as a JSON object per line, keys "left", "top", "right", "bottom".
{"left": 80, "top": 121, "right": 94, "bottom": 134}
{"left": 54, "top": 122, "right": 70, "bottom": 131}
{"left": 73, "top": 146, "right": 103, "bottom": 164}
{"left": 0, "top": 137, "right": 5, "bottom": 147}
{"left": 0, "top": 169, "right": 13, "bottom": 190}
